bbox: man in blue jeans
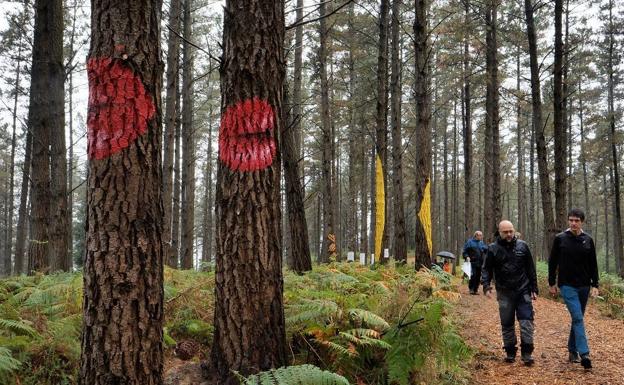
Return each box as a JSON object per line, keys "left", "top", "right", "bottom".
{"left": 548, "top": 208, "right": 599, "bottom": 370}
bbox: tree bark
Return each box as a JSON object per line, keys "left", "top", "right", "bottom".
{"left": 5, "top": 33, "right": 24, "bottom": 275}
{"left": 525, "top": 0, "right": 556, "bottom": 256}
{"left": 579, "top": 81, "right": 590, "bottom": 233}
{"left": 484, "top": 0, "right": 500, "bottom": 239}
{"left": 413, "top": 0, "right": 432, "bottom": 268}
{"left": 171, "top": 89, "right": 182, "bottom": 268}
{"left": 516, "top": 45, "right": 526, "bottom": 235}
{"left": 283, "top": 74, "right": 311, "bottom": 273}
{"left": 27, "top": 0, "right": 64, "bottom": 274}
{"left": 163, "top": 0, "right": 182, "bottom": 268}
{"left": 14, "top": 129, "right": 31, "bottom": 275}
{"left": 375, "top": 0, "right": 390, "bottom": 262}
{"left": 180, "top": 0, "right": 195, "bottom": 270}
{"left": 553, "top": 0, "right": 567, "bottom": 231}
{"left": 605, "top": 0, "right": 624, "bottom": 276}
{"left": 390, "top": 0, "right": 406, "bottom": 262}
{"left": 318, "top": 0, "right": 335, "bottom": 263}
{"left": 462, "top": 0, "right": 472, "bottom": 239}
{"left": 211, "top": 0, "right": 287, "bottom": 381}
{"left": 201, "top": 106, "right": 214, "bottom": 270}
{"left": 80, "top": 1, "right": 164, "bottom": 384}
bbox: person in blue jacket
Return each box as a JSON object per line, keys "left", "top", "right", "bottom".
{"left": 462, "top": 230, "right": 487, "bottom": 295}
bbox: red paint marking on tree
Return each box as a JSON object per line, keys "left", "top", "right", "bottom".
{"left": 219, "top": 97, "right": 277, "bottom": 172}
{"left": 87, "top": 58, "right": 156, "bottom": 160}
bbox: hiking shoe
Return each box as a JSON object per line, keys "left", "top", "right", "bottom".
{"left": 521, "top": 353, "right": 534, "bottom": 366}
{"left": 568, "top": 352, "right": 580, "bottom": 363}
{"left": 504, "top": 353, "right": 516, "bottom": 363}
{"left": 580, "top": 354, "right": 592, "bottom": 370}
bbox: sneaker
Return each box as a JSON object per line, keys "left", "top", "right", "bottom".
{"left": 521, "top": 353, "right": 534, "bottom": 366}
{"left": 568, "top": 352, "right": 580, "bottom": 363}
{"left": 580, "top": 354, "right": 592, "bottom": 370}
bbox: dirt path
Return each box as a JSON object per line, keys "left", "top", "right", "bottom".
{"left": 456, "top": 285, "right": 624, "bottom": 385}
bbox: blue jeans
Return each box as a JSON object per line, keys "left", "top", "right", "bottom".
{"left": 560, "top": 285, "right": 590, "bottom": 355}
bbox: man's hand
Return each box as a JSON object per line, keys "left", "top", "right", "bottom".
{"left": 549, "top": 285, "right": 558, "bottom": 297}
{"left": 484, "top": 288, "right": 493, "bottom": 299}
{"left": 531, "top": 292, "right": 538, "bottom": 301}
{"left": 590, "top": 287, "right": 599, "bottom": 298}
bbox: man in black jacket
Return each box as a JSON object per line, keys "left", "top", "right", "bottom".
{"left": 548, "top": 208, "right": 599, "bottom": 370}
{"left": 482, "top": 220, "right": 538, "bottom": 365}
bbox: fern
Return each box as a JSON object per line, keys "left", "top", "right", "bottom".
{"left": 240, "top": 364, "right": 349, "bottom": 385}
{"left": 0, "top": 347, "right": 21, "bottom": 375}
{"left": 286, "top": 299, "right": 341, "bottom": 325}
{"left": 0, "top": 318, "right": 40, "bottom": 338}
{"left": 348, "top": 309, "right": 390, "bottom": 331}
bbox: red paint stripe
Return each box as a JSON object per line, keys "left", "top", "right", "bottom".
{"left": 219, "top": 97, "right": 276, "bottom": 172}
{"left": 87, "top": 58, "right": 156, "bottom": 160}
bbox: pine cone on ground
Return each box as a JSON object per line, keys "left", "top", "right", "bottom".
{"left": 174, "top": 340, "right": 200, "bottom": 360}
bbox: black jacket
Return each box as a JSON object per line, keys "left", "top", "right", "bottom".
{"left": 548, "top": 230, "right": 599, "bottom": 288}
{"left": 481, "top": 237, "right": 538, "bottom": 294}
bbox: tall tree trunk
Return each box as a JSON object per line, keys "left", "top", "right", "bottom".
{"left": 579, "top": 81, "right": 590, "bottom": 232}
{"left": 318, "top": 0, "right": 334, "bottom": 263}
{"left": 604, "top": 172, "right": 610, "bottom": 273}
{"left": 201, "top": 107, "right": 214, "bottom": 270}
{"left": 346, "top": 1, "right": 358, "bottom": 255}
{"left": 413, "top": 0, "right": 432, "bottom": 268}
{"left": 5, "top": 39, "right": 23, "bottom": 275}
{"left": 49, "top": 27, "right": 68, "bottom": 273}
{"left": 525, "top": 0, "right": 556, "bottom": 256}
{"left": 529, "top": 111, "right": 536, "bottom": 248}
{"left": 443, "top": 117, "right": 449, "bottom": 249}
{"left": 283, "top": 76, "right": 311, "bottom": 273}
{"left": 375, "top": 0, "right": 390, "bottom": 262}
{"left": 80, "top": 1, "right": 164, "bottom": 383}
{"left": 180, "top": 0, "right": 195, "bottom": 270}
{"left": 462, "top": 0, "right": 472, "bottom": 239}
{"left": 66, "top": 0, "right": 80, "bottom": 269}
{"left": 171, "top": 89, "right": 182, "bottom": 268}
{"left": 606, "top": 0, "right": 624, "bottom": 276}
{"left": 163, "top": 0, "right": 182, "bottom": 268}
{"left": 14, "top": 129, "right": 31, "bottom": 275}
{"left": 27, "top": 0, "right": 64, "bottom": 274}
{"left": 211, "top": 1, "right": 287, "bottom": 381}
{"left": 484, "top": 0, "right": 500, "bottom": 238}
{"left": 360, "top": 135, "right": 369, "bottom": 257}
{"left": 452, "top": 99, "right": 459, "bottom": 256}
{"left": 516, "top": 45, "right": 526, "bottom": 234}
{"left": 390, "top": 0, "right": 406, "bottom": 262}
{"left": 553, "top": 0, "right": 567, "bottom": 231}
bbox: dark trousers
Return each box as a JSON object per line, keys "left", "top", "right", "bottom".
{"left": 468, "top": 262, "right": 482, "bottom": 292}
{"left": 496, "top": 289, "right": 534, "bottom": 353}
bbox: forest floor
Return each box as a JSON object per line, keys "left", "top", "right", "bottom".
{"left": 456, "top": 284, "right": 624, "bottom": 385}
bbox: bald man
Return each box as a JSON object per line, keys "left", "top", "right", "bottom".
{"left": 482, "top": 220, "right": 538, "bottom": 365}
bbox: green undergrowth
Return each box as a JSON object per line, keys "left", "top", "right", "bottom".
{"left": 0, "top": 262, "right": 472, "bottom": 385}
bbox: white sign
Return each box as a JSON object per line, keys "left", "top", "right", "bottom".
{"left": 370, "top": 254, "right": 375, "bottom": 265}
{"left": 360, "top": 253, "right": 366, "bottom": 265}
{"left": 383, "top": 248, "right": 389, "bottom": 259}
{"left": 347, "top": 251, "right": 354, "bottom": 262}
